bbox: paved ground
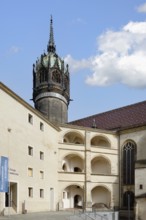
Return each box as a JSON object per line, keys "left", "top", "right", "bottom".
{"left": 0, "top": 210, "right": 127, "bottom": 220}
{"left": 0, "top": 211, "right": 75, "bottom": 220}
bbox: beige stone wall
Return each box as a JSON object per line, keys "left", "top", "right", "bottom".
{"left": 0, "top": 88, "right": 59, "bottom": 213}
{"left": 135, "top": 168, "right": 146, "bottom": 197}
{"left": 135, "top": 167, "right": 146, "bottom": 220}
{"left": 136, "top": 198, "right": 146, "bottom": 220}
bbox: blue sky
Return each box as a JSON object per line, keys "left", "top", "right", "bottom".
{"left": 1, "top": 0, "right": 146, "bottom": 121}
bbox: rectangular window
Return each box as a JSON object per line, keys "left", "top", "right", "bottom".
{"left": 40, "top": 189, "right": 44, "bottom": 198}
{"left": 40, "top": 122, "right": 44, "bottom": 131}
{"left": 139, "top": 184, "right": 143, "bottom": 189}
{"left": 40, "top": 171, "right": 44, "bottom": 179}
{"left": 28, "top": 168, "right": 33, "bottom": 177}
{"left": 28, "top": 113, "right": 33, "bottom": 124}
{"left": 28, "top": 187, "right": 33, "bottom": 197}
{"left": 40, "top": 151, "right": 44, "bottom": 160}
{"left": 28, "top": 146, "right": 33, "bottom": 156}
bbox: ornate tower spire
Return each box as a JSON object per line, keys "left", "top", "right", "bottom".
{"left": 47, "top": 15, "right": 56, "bottom": 53}
{"left": 32, "top": 17, "right": 70, "bottom": 124}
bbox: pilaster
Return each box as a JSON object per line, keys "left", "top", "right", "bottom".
{"left": 84, "top": 130, "right": 92, "bottom": 211}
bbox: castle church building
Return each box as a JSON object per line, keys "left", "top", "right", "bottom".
{"left": 0, "top": 17, "right": 146, "bottom": 220}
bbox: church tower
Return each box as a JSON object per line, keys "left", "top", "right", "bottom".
{"left": 32, "top": 17, "right": 70, "bottom": 124}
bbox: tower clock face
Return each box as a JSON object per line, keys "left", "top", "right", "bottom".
{"left": 52, "top": 70, "right": 61, "bottom": 84}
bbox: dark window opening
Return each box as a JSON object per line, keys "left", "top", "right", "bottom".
{"left": 139, "top": 184, "right": 143, "bottom": 189}
{"left": 123, "top": 142, "right": 136, "bottom": 185}
{"left": 123, "top": 191, "right": 134, "bottom": 209}
{"left": 40, "top": 69, "right": 47, "bottom": 83}
{"left": 28, "top": 114, "right": 33, "bottom": 124}
{"left": 74, "top": 167, "right": 82, "bottom": 172}
{"left": 52, "top": 70, "right": 61, "bottom": 84}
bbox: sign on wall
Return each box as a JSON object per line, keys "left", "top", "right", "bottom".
{"left": 0, "top": 156, "right": 9, "bottom": 192}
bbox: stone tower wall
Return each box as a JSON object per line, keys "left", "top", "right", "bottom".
{"left": 35, "top": 97, "right": 68, "bottom": 124}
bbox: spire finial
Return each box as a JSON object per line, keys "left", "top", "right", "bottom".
{"left": 92, "top": 118, "right": 97, "bottom": 128}
{"left": 47, "top": 15, "right": 56, "bottom": 53}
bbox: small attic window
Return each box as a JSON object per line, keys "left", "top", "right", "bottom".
{"left": 28, "top": 114, "right": 33, "bottom": 124}
{"left": 40, "top": 122, "right": 44, "bottom": 131}
{"left": 139, "top": 184, "right": 143, "bottom": 190}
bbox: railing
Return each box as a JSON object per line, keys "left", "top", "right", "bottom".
{"left": 58, "top": 172, "right": 85, "bottom": 181}
{"left": 67, "top": 210, "right": 119, "bottom": 220}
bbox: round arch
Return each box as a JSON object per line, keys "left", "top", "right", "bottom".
{"left": 91, "top": 155, "right": 111, "bottom": 175}
{"left": 62, "top": 131, "right": 85, "bottom": 144}
{"left": 62, "top": 153, "right": 84, "bottom": 172}
{"left": 91, "top": 135, "right": 111, "bottom": 148}
{"left": 91, "top": 185, "right": 111, "bottom": 209}
{"left": 61, "top": 184, "right": 84, "bottom": 209}
{"left": 61, "top": 183, "right": 84, "bottom": 192}
{"left": 61, "top": 152, "right": 84, "bottom": 161}
{"left": 91, "top": 184, "right": 111, "bottom": 192}
{"left": 91, "top": 154, "right": 111, "bottom": 165}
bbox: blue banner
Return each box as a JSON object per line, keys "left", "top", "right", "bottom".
{"left": 0, "top": 156, "right": 8, "bottom": 192}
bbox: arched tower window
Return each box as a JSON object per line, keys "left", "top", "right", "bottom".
{"left": 123, "top": 141, "right": 136, "bottom": 185}
{"left": 40, "top": 68, "right": 47, "bottom": 83}
{"left": 52, "top": 70, "right": 61, "bottom": 83}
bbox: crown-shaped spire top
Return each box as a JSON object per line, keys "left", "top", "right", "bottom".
{"left": 47, "top": 15, "right": 56, "bottom": 53}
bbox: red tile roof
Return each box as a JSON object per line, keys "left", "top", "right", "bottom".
{"left": 69, "top": 101, "right": 146, "bottom": 131}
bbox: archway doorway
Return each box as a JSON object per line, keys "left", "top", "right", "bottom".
{"left": 62, "top": 185, "right": 83, "bottom": 209}
{"left": 91, "top": 186, "right": 110, "bottom": 209}
{"left": 123, "top": 191, "right": 134, "bottom": 209}
{"left": 74, "top": 195, "right": 82, "bottom": 208}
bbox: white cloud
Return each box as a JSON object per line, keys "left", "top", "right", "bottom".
{"left": 64, "top": 54, "right": 91, "bottom": 72}
{"left": 9, "top": 46, "right": 21, "bottom": 54}
{"left": 137, "top": 3, "right": 146, "bottom": 13}
{"left": 65, "top": 21, "right": 146, "bottom": 88}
